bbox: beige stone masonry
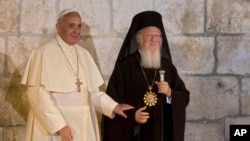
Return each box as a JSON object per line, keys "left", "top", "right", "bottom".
{"left": 0, "top": 0, "right": 250, "bottom": 140}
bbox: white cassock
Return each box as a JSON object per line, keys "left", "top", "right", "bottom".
{"left": 21, "top": 34, "right": 118, "bottom": 141}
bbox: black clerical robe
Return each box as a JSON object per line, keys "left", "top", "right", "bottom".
{"left": 102, "top": 52, "right": 189, "bottom": 141}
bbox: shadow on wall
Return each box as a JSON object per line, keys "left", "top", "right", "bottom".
{"left": 5, "top": 69, "right": 29, "bottom": 121}
{"left": 78, "top": 21, "right": 107, "bottom": 91}
{"left": 78, "top": 21, "right": 106, "bottom": 137}
{"left": 1, "top": 52, "right": 29, "bottom": 123}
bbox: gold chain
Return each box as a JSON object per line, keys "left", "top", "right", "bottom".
{"left": 135, "top": 54, "right": 157, "bottom": 90}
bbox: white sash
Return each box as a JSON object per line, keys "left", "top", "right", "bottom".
{"left": 50, "top": 88, "right": 89, "bottom": 106}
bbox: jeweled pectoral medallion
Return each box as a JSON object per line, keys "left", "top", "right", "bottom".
{"left": 135, "top": 54, "right": 158, "bottom": 107}
{"left": 143, "top": 86, "right": 158, "bottom": 107}
{"left": 143, "top": 91, "right": 158, "bottom": 107}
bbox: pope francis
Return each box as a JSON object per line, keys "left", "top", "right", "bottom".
{"left": 21, "top": 9, "right": 133, "bottom": 141}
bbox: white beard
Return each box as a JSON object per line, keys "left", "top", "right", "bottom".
{"left": 140, "top": 47, "right": 161, "bottom": 69}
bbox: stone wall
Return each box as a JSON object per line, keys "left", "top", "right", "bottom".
{"left": 0, "top": 0, "right": 250, "bottom": 141}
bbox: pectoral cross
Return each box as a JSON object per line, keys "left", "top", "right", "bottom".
{"left": 76, "top": 78, "right": 83, "bottom": 92}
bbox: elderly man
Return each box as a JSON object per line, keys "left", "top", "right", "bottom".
{"left": 21, "top": 9, "right": 133, "bottom": 141}
{"left": 102, "top": 11, "right": 190, "bottom": 141}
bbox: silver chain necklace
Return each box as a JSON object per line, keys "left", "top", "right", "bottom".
{"left": 55, "top": 36, "right": 83, "bottom": 92}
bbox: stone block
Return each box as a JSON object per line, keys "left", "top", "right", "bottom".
{"left": 169, "top": 36, "right": 214, "bottom": 74}
{"left": 20, "top": 0, "right": 56, "bottom": 34}
{"left": 7, "top": 36, "right": 49, "bottom": 70}
{"left": 242, "top": 78, "right": 250, "bottom": 114}
{"left": 59, "top": 0, "right": 111, "bottom": 35}
{"left": 185, "top": 122, "right": 222, "bottom": 141}
{"left": 5, "top": 126, "right": 26, "bottom": 141}
{"left": 186, "top": 76, "right": 239, "bottom": 120}
{"left": 0, "top": 0, "right": 18, "bottom": 33}
{"left": 207, "top": 0, "right": 250, "bottom": 33}
{"left": 113, "top": 0, "right": 153, "bottom": 34}
{"left": 157, "top": 0, "right": 204, "bottom": 34}
{"left": 217, "top": 36, "right": 250, "bottom": 74}
{"left": 85, "top": 37, "right": 123, "bottom": 78}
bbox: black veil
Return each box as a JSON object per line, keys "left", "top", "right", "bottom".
{"left": 102, "top": 11, "right": 190, "bottom": 141}
{"left": 115, "top": 11, "right": 172, "bottom": 65}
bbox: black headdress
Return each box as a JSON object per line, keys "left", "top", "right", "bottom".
{"left": 115, "top": 11, "right": 172, "bottom": 64}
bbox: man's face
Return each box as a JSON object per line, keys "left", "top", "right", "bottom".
{"left": 56, "top": 12, "right": 82, "bottom": 45}
{"left": 137, "top": 26, "right": 162, "bottom": 53}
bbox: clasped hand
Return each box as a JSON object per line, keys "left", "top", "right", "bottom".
{"left": 155, "top": 81, "right": 171, "bottom": 97}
